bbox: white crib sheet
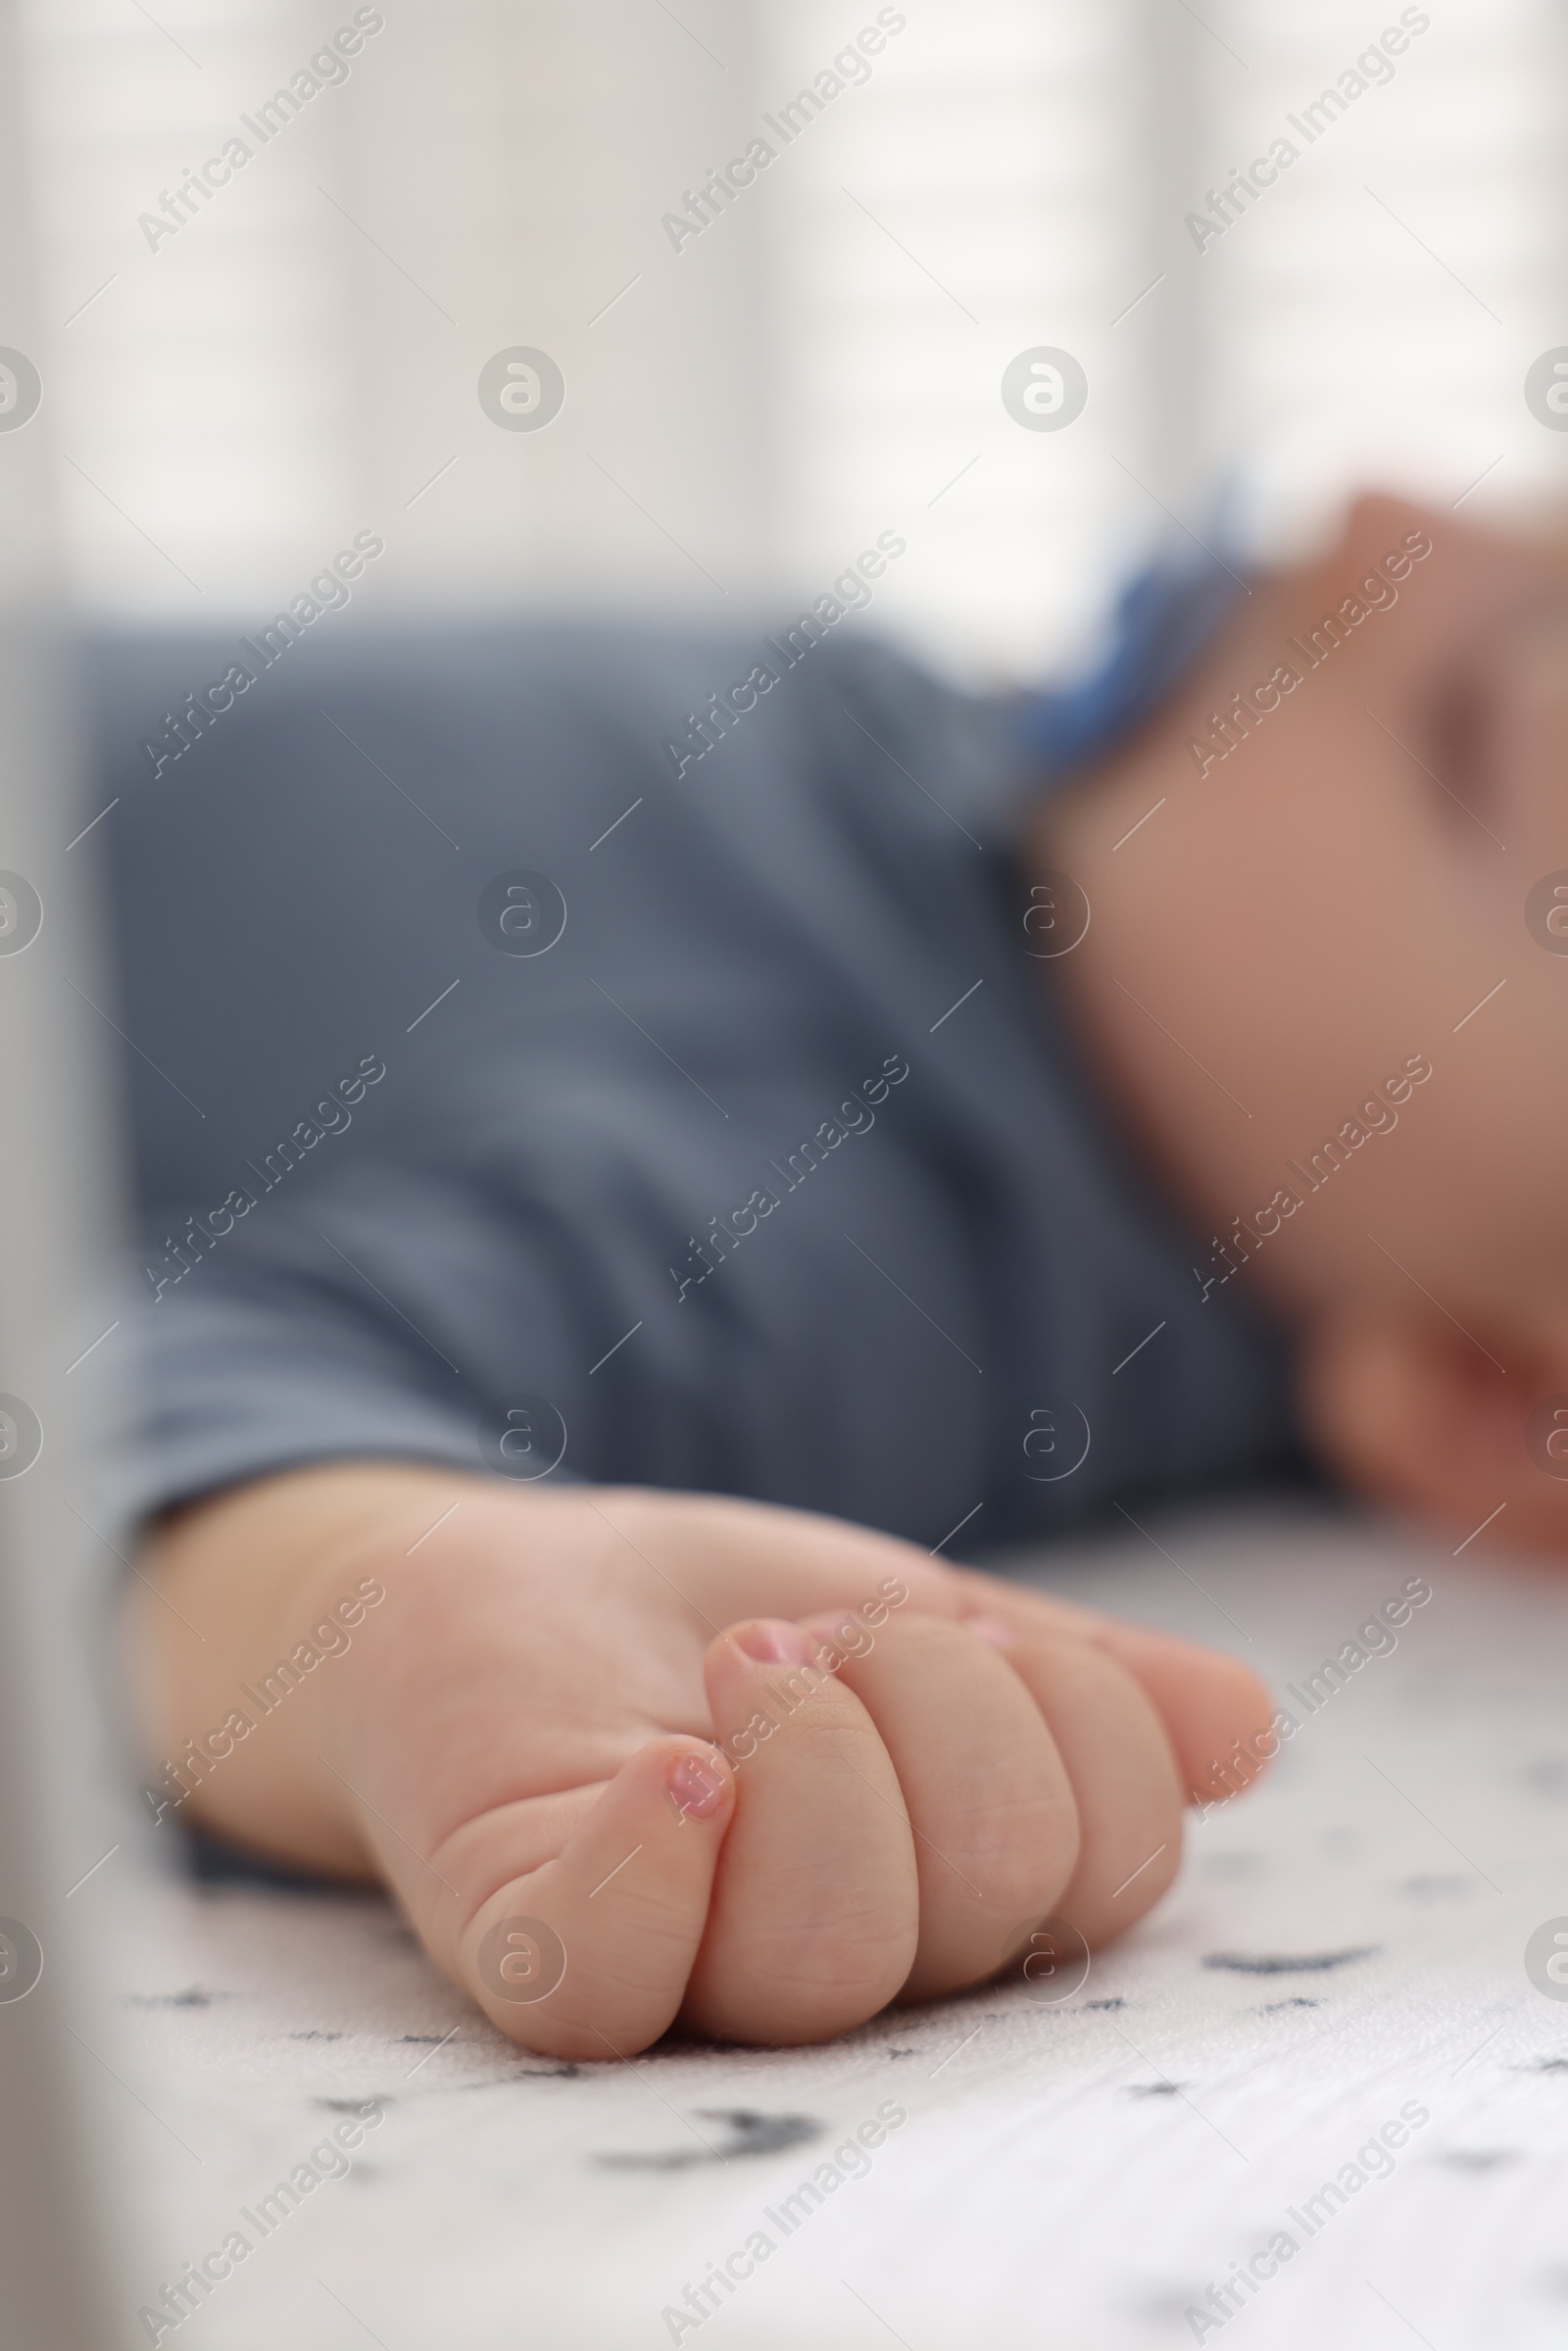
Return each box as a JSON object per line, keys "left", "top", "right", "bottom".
{"left": 104, "top": 1501, "right": 1568, "bottom": 2351}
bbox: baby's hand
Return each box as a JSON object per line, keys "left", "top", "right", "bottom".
{"left": 138, "top": 1469, "right": 1272, "bottom": 2057}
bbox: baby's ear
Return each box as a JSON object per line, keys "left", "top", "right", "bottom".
{"left": 1297, "top": 1304, "right": 1568, "bottom": 1564}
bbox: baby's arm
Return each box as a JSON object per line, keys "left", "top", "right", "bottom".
{"left": 128, "top": 1465, "right": 1273, "bottom": 2054}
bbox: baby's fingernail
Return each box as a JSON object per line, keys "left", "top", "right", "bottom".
{"left": 964, "top": 1614, "right": 1018, "bottom": 1651}
{"left": 667, "top": 1750, "right": 727, "bottom": 1820}
{"left": 730, "top": 1618, "right": 816, "bottom": 1666}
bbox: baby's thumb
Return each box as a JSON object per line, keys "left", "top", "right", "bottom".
{"left": 452, "top": 1737, "right": 735, "bottom": 2059}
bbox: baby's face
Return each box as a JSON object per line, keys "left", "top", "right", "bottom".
{"left": 1045, "top": 493, "right": 1568, "bottom": 1331}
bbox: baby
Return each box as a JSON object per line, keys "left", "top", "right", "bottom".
{"left": 102, "top": 489, "right": 1568, "bottom": 2057}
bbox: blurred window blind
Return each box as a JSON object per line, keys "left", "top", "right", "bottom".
{"left": 20, "top": 0, "right": 1568, "bottom": 680}
{"left": 1195, "top": 0, "right": 1568, "bottom": 563}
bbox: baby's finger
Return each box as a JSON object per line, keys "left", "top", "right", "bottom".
{"left": 998, "top": 1635, "right": 1183, "bottom": 1948}
{"left": 681, "top": 1621, "right": 919, "bottom": 2046}
{"left": 1069, "top": 1620, "right": 1273, "bottom": 1806}
{"left": 804, "top": 1609, "right": 1080, "bottom": 2004}
{"left": 953, "top": 1568, "right": 1273, "bottom": 1804}
{"left": 449, "top": 1734, "right": 734, "bottom": 2060}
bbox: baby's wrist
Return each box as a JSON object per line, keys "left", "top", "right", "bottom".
{"left": 133, "top": 1460, "right": 498, "bottom": 1871}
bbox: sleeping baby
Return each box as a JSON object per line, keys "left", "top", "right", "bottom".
{"left": 96, "top": 487, "right": 1568, "bottom": 2054}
